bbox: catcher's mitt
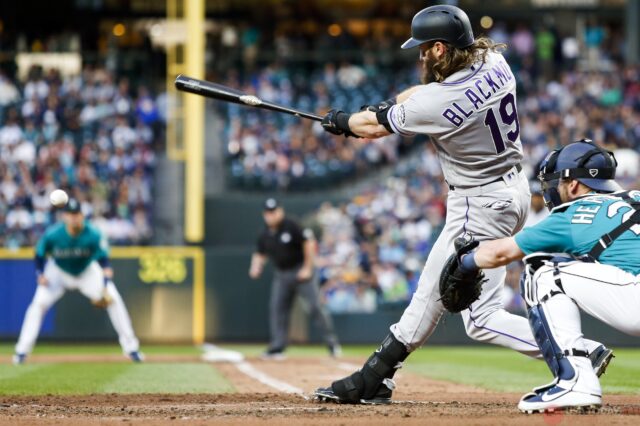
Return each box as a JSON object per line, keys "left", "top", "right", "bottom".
{"left": 439, "top": 238, "right": 486, "bottom": 313}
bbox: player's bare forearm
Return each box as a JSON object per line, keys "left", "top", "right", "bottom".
{"left": 348, "top": 110, "right": 391, "bottom": 139}
{"left": 346, "top": 87, "right": 420, "bottom": 138}
{"left": 474, "top": 238, "right": 525, "bottom": 269}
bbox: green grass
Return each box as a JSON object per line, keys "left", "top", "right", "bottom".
{"left": 221, "top": 344, "right": 640, "bottom": 395}
{"left": 1, "top": 343, "right": 639, "bottom": 395}
{"left": 0, "top": 343, "right": 201, "bottom": 356}
{"left": 403, "top": 346, "right": 640, "bottom": 394}
{"left": 0, "top": 362, "right": 233, "bottom": 395}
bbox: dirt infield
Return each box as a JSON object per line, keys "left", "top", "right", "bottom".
{"left": 2, "top": 355, "right": 639, "bottom": 425}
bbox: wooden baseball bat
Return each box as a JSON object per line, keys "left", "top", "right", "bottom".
{"left": 174, "top": 75, "right": 323, "bottom": 122}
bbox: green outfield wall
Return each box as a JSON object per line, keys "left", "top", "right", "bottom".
{"left": 2, "top": 245, "right": 637, "bottom": 347}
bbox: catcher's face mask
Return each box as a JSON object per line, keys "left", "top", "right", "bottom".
{"left": 538, "top": 150, "right": 563, "bottom": 210}
{"left": 538, "top": 139, "right": 619, "bottom": 210}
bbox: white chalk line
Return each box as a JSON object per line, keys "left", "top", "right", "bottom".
{"left": 234, "top": 361, "right": 308, "bottom": 398}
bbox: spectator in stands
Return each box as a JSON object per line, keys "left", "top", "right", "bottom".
{"left": 0, "top": 65, "right": 157, "bottom": 247}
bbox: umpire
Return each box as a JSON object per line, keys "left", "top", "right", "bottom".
{"left": 249, "top": 198, "right": 340, "bottom": 359}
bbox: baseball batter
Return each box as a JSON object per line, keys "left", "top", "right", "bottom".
{"left": 13, "top": 199, "right": 142, "bottom": 364}
{"left": 458, "top": 140, "right": 639, "bottom": 412}
{"left": 314, "top": 5, "right": 611, "bottom": 404}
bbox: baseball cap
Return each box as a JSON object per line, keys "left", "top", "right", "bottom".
{"left": 263, "top": 198, "right": 279, "bottom": 211}
{"left": 64, "top": 198, "right": 82, "bottom": 213}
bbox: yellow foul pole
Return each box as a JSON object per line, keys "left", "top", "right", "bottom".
{"left": 184, "top": 0, "right": 205, "bottom": 243}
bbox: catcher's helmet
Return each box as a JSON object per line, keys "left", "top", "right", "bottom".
{"left": 401, "top": 5, "right": 474, "bottom": 50}
{"left": 538, "top": 139, "right": 622, "bottom": 209}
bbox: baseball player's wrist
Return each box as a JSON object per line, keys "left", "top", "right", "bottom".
{"left": 34, "top": 255, "right": 45, "bottom": 275}
{"left": 459, "top": 252, "right": 479, "bottom": 274}
{"left": 334, "top": 111, "right": 355, "bottom": 135}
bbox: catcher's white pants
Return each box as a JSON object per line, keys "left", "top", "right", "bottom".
{"left": 391, "top": 170, "right": 601, "bottom": 356}
{"left": 15, "top": 261, "right": 140, "bottom": 355}
{"left": 523, "top": 261, "right": 640, "bottom": 395}
{"left": 527, "top": 261, "right": 640, "bottom": 339}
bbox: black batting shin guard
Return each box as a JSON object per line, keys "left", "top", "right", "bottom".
{"left": 331, "top": 333, "right": 409, "bottom": 401}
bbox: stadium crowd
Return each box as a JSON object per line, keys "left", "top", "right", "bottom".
{"left": 0, "top": 66, "right": 160, "bottom": 248}
{"left": 2, "top": 17, "right": 638, "bottom": 319}
{"left": 219, "top": 17, "right": 637, "bottom": 190}
{"left": 220, "top": 64, "right": 418, "bottom": 190}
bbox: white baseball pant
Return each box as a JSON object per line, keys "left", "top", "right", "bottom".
{"left": 15, "top": 260, "right": 140, "bottom": 355}
{"left": 522, "top": 260, "right": 640, "bottom": 394}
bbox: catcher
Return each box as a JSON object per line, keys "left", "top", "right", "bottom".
{"left": 452, "top": 140, "right": 639, "bottom": 412}
{"left": 314, "top": 5, "right": 612, "bottom": 404}
{"left": 13, "top": 198, "right": 143, "bottom": 364}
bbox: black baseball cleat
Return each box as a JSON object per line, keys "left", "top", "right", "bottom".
{"left": 314, "top": 378, "right": 395, "bottom": 405}
{"left": 260, "top": 347, "right": 286, "bottom": 361}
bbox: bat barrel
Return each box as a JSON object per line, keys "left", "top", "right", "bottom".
{"left": 175, "top": 75, "right": 323, "bottom": 122}
{"left": 175, "top": 75, "right": 242, "bottom": 102}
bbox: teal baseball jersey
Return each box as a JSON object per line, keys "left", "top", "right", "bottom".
{"left": 515, "top": 191, "right": 640, "bottom": 274}
{"left": 35, "top": 222, "right": 109, "bottom": 276}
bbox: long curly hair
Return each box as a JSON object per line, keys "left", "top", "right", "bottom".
{"left": 429, "top": 37, "right": 507, "bottom": 83}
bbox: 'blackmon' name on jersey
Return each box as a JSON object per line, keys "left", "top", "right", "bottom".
{"left": 385, "top": 50, "right": 523, "bottom": 187}
{"left": 442, "top": 59, "right": 514, "bottom": 127}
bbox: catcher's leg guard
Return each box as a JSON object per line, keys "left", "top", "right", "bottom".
{"left": 528, "top": 304, "right": 577, "bottom": 380}
{"left": 520, "top": 260, "right": 602, "bottom": 411}
{"left": 318, "top": 333, "right": 409, "bottom": 404}
{"left": 521, "top": 303, "right": 601, "bottom": 412}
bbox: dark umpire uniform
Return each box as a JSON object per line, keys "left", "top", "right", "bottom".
{"left": 249, "top": 198, "right": 340, "bottom": 359}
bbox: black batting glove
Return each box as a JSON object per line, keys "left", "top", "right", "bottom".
{"left": 322, "top": 109, "right": 358, "bottom": 137}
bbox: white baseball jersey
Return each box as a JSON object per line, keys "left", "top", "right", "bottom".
{"left": 386, "top": 50, "right": 523, "bottom": 187}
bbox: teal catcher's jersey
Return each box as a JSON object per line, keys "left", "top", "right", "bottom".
{"left": 515, "top": 191, "right": 640, "bottom": 275}
{"left": 35, "top": 221, "right": 109, "bottom": 276}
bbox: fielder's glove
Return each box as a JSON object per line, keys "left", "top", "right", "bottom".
{"left": 92, "top": 285, "right": 113, "bottom": 309}
{"left": 321, "top": 109, "right": 359, "bottom": 138}
{"left": 438, "top": 238, "right": 486, "bottom": 313}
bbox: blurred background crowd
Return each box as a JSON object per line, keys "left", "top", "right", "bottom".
{"left": 220, "top": 65, "right": 414, "bottom": 190}
{"left": 1, "top": 0, "right": 639, "bottom": 314}
{"left": 0, "top": 66, "right": 161, "bottom": 247}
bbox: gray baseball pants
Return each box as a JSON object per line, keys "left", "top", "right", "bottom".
{"left": 269, "top": 267, "right": 338, "bottom": 350}
{"left": 391, "top": 170, "right": 604, "bottom": 357}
